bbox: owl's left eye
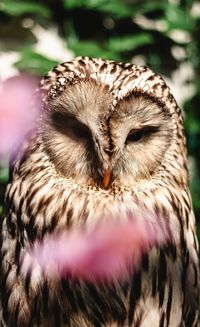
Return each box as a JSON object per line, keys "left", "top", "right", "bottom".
{"left": 127, "top": 130, "right": 144, "bottom": 142}
{"left": 126, "top": 126, "right": 159, "bottom": 143}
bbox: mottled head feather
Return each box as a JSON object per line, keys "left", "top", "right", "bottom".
{"left": 39, "top": 57, "right": 181, "bottom": 116}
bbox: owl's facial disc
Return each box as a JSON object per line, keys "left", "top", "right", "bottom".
{"left": 42, "top": 80, "right": 114, "bottom": 187}
{"left": 109, "top": 93, "right": 175, "bottom": 187}
{"left": 42, "top": 80, "right": 175, "bottom": 190}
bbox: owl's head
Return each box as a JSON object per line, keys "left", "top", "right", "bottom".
{"left": 39, "top": 57, "right": 187, "bottom": 191}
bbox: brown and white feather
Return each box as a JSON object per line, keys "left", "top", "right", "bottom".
{"left": 0, "top": 57, "right": 199, "bottom": 326}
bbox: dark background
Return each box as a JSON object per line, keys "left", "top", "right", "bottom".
{"left": 0, "top": 0, "right": 200, "bottom": 239}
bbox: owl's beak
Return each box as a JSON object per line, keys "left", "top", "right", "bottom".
{"left": 102, "top": 169, "right": 112, "bottom": 189}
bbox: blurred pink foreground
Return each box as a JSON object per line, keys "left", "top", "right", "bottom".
{"left": 0, "top": 76, "right": 40, "bottom": 158}
{"left": 29, "top": 219, "right": 167, "bottom": 282}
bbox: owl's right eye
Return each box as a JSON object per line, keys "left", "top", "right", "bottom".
{"left": 73, "top": 123, "right": 91, "bottom": 139}
{"left": 51, "top": 112, "right": 92, "bottom": 141}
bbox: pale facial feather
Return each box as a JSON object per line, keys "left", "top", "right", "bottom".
{"left": 41, "top": 80, "right": 175, "bottom": 189}
{"left": 110, "top": 93, "right": 174, "bottom": 185}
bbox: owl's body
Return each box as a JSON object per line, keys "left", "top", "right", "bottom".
{"left": 0, "top": 57, "right": 199, "bottom": 326}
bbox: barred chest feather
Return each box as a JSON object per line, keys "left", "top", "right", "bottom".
{"left": 0, "top": 142, "right": 199, "bottom": 327}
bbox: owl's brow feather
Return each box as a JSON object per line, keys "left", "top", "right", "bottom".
{"left": 111, "top": 92, "right": 172, "bottom": 122}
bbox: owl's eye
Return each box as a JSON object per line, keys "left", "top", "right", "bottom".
{"left": 126, "top": 126, "right": 159, "bottom": 143}
{"left": 74, "top": 123, "right": 91, "bottom": 139}
{"left": 127, "top": 130, "right": 144, "bottom": 142}
{"left": 52, "top": 112, "right": 91, "bottom": 141}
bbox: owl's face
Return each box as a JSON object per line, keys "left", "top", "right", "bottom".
{"left": 41, "top": 76, "right": 175, "bottom": 190}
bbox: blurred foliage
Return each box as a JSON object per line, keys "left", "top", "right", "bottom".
{"left": 0, "top": 0, "right": 200, "bottom": 234}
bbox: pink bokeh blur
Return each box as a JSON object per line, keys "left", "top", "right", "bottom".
{"left": 29, "top": 218, "right": 167, "bottom": 282}
{"left": 0, "top": 75, "right": 40, "bottom": 158}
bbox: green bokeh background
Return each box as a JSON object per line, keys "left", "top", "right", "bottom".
{"left": 0, "top": 0, "right": 200, "bottom": 239}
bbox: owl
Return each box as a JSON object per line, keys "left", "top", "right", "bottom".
{"left": 0, "top": 57, "right": 199, "bottom": 327}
